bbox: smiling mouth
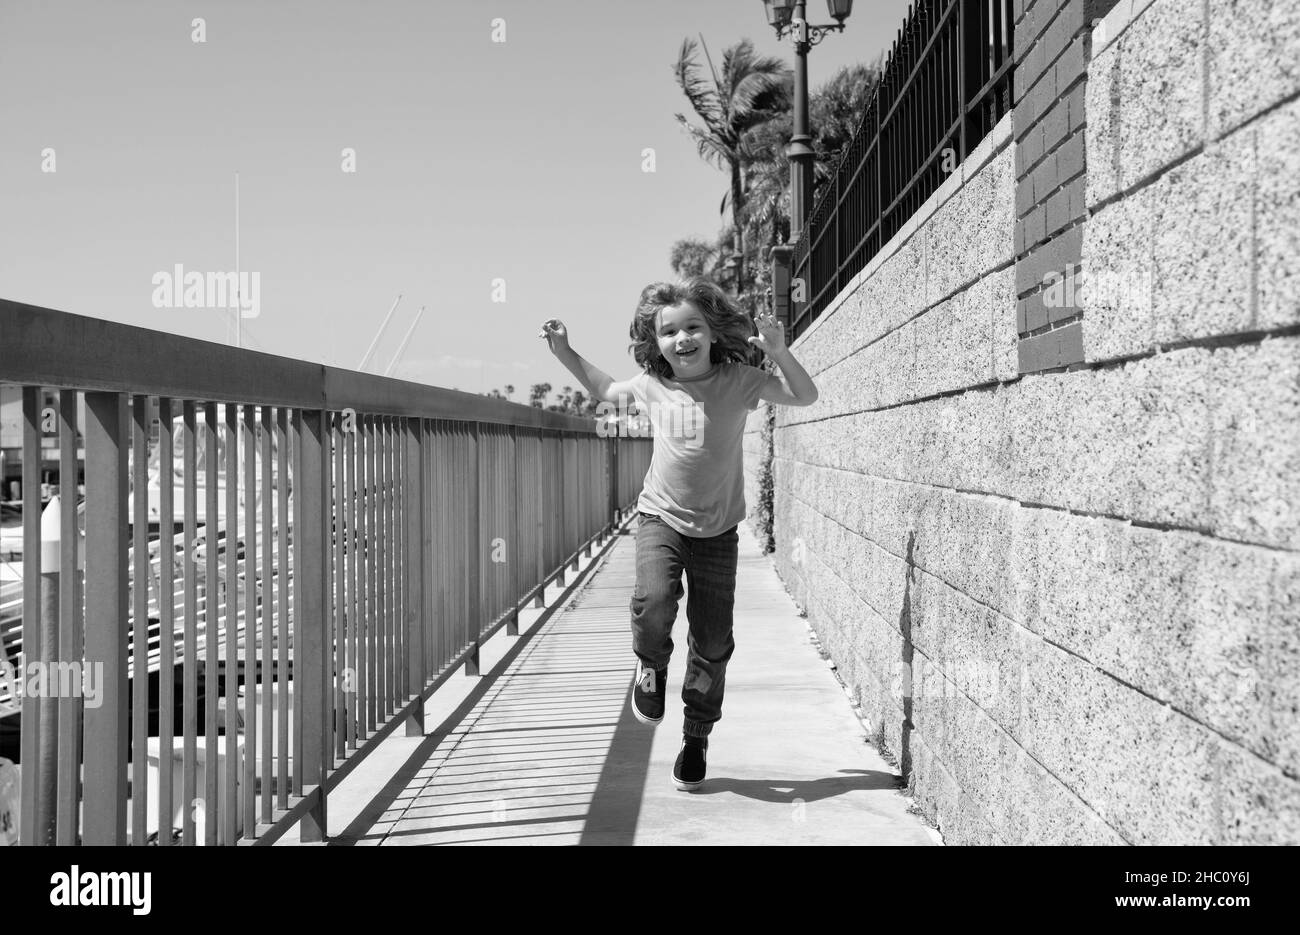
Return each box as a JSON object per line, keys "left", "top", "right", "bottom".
{"left": 676, "top": 347, "right": 698, "bottom": 357}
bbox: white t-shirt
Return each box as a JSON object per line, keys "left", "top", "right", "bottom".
{"left": 628, "top": 359, "right": 769, "bottom": 538}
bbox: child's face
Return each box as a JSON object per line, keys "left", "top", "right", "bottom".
{"left": 655, "top": 301, "right": 716, "bottom": 379}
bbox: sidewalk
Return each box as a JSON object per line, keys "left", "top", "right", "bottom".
{"left": 308, "top": 515, "right": 941, "bottom": 846}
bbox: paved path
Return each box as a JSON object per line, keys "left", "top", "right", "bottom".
{"left": 310, "top": 516, "right": 940, "bottom": 846}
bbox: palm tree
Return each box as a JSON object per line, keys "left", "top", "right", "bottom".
{"left": 669, "top": 238, "right": 721, "bottom": 280}
{"left": 673, "top": 36, "right": 792, "bottom": 296}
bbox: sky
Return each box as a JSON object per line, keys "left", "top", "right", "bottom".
{"left": 0, "top": 0, "right": 910, "bottom": 400}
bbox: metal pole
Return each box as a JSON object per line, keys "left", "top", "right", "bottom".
{"left": 788, "top": 1, "right": 815, "bottom": 242}
{"left": 358, "top": 295, "right": 403, "bottom": 372}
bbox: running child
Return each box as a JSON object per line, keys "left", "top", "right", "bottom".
{"left": 538, "top": 278, "right": 818, "bottom": 790}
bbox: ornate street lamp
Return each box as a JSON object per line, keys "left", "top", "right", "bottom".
{"left": 762, "top": 0, "right": 853, "bottom": 242}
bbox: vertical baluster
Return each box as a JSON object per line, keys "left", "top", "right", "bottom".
{"left": 424, "top": 419, "right": 434, "bottom": 679}
{"left": 375, "top": 417, "right": 386, "bottom": 717}
{"left": 508, "top": 424, "right": 520, "bottom": 635}
{"left": 434, "top": 420, "right": 445, "bottom": 673}
{"left": 52, "top": 390, "right": 80, "bottom": 842}
{"left": 356, "top": 414, "right": 367, "bottom": 741}
{"left": 202, "top": 402, "right": 219, "bottom": 845}
{"left": 222, "top": 403, "right": 238, "bottom": 845}
{"left": 365, "top": 414, "right": 376, "bottom": 733}
{"left": 398, "top": 417, "right": 409, "bottom": 704}
{"left": 384, "top": 414, "right": 393, "bottom": 720}
{"left": 290, "top": 408, "right": 302, "bottom": 801}
{"left": 333, "top": 411, "right": 346, "bottom": 763}
{"left": 405, "top": 417, "right": 425, "bottom": 736}
{"left": 535, "top": 431, "right": 545, "bottom": 608}
{"left": 158, "top": 397, "right": 175, "bottom": 846}
{"left": 345, "top": 410, "right": 358, "bottom": 752}
{"left": 275, "top": 406, "right": 289, "bottom": 813}
{"left": 182, "top": 400, "right": 199, "bottom": 845}
{"left": 19, "top": 387, "right": 42, "bottom": 845}
{"left": 260, "top": 405, "right": 273, "bottom": 826}
{"left": 131, "top": 395, "right": 149, "bottom": 845}
{"left": 296, "top": 407, "right": 329, "bottom": 843}
{"left": 55, "top": 389, "right": 81, "bottom": 846}
{"left": 243, "top": 403, "right": 258, "bottom": 839}
{"left": 83, "top": 391, "right": 129, "bottom": 845}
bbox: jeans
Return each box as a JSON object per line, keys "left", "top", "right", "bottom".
{"left": 630, "top": 511, "right": 739, "bottom": 738}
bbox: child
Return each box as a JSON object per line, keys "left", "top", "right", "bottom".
{"left": 539, "top": 278, "right": 818, "bottom": 790}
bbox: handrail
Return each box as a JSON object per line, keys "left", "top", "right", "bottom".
{"left": 0, "top": 298, "right": 594, "bottom": 430}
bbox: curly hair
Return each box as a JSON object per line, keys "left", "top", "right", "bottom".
{"left": 627, "top": 278, "right": 761, "bottom": 379}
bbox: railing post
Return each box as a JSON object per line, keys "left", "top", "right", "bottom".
{"left": 583, "top": 440, "right": 593, "bottom": 559}
{"left": 466, "top": 422, "right": 481, "bottom": 677}
{"left": 957, "top": 0, "right": 969, "bottom": 160}
{"left": 405, "top": 417, "right": 425, "bottom": 735}
{"left": 82, "top": 391, "right": 129, "bottom": 845}
{"left": 557, "top": 432, "right": 566, "bottom": 587}
{"left": 606, "top": 436, "right": 615, "bottom": 534}
{"left": 333, "top": 411, "right": 346, "bottom": 764}
{"left": 297, "top": 408, "right": 330, "bottom": 842}
{"left": 507, "top": 423, "right": 520, "bottom": 636}
{"left": 56, "top": 390, "right": 83, "bottom": 846}
{"left": 771, "top": 245, "right": 794, "bottom": 333}
{"left": 534, "top": 430, "right": 544, "bottom": 608}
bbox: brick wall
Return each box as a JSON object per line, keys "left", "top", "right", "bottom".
{"left": 750, "top": 0, "right": 1300, "bottom": 844}
{"left": 1013, "top": 0, "right": 1122, "bottom": 372}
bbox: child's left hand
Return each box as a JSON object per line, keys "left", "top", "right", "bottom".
{"left": 747, "top": 311, "right": 787, "bottom": 357}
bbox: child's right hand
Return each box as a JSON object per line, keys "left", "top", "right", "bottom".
{"left": 538, "top": 318, "right": 570, "bottom": 354}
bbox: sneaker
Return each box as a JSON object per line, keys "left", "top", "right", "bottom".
{"left": 631, "top": 661, "right": 668, "bottom": 724}
{"left": 672, "top": 734, "right": 708, "bottom": 790}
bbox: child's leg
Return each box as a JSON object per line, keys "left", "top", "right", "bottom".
{"left": 680, "top": 523, "right": 739, "bottom": 738}
{"left": 629, "top": 512, "right": 687, "bottom": 670}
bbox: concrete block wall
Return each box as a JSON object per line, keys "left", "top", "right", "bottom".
{"left": 746, "top": 0, "right": 1300, "bottom": 844}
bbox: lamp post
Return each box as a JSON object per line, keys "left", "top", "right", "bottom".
{"left": 762, "top": 0, "right": 853, "bottom": 243}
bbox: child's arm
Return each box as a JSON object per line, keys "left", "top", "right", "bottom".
{"left": 748, "top": 311, "right": 819, "bottom": 406}
{"left": 539, "top": 318, "right": 636, "bottom": 405}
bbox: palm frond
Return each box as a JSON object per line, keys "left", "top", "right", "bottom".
{"left": 675, "top": 114, "right": 735, "bottom": 171}
{"left": 672, "top": 38, "right": 724, "bottom": 130}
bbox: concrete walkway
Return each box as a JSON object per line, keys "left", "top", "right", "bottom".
{"left": 305, "top": 515, "right": 940, "bottom": 846}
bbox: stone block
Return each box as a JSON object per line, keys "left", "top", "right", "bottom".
{"left": 1117, "top": 0, "right": 1204, "bottom": 189}
{"left": 1151, "top": 126, "right": 1256, "bottom": 343}
{"left": 1207, "top": 336, "right": 1300, "bottom": 549}
{"left": 1012, "top": 505, "right": 1292, "bottom": 771}
{"left": 1256, "top": 97, "right": 1300, "bottom": 328}
{"left": 1207, "top": 0, "right": 1300, "bottom": 139}
{"left": 1081, "top": 180, "right": 1155, "bottom": 361}
{"left": 1215, "top": 743, "right": 1300, "bottom": 844}
{"left": 1020, "top": 639, "right": 1220, "bottom": 844}
{"left": 990, "top": 267, "right": 1020, "bottom": 381}
{"left": 1084, "top": 39, "right": 1122, "bottom": 208}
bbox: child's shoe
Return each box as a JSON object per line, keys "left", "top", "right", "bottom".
{"left": 672, "top": 734, "right": 708, "bottom": 790}
{"left": 631, "top": 660, "right": 668, "bottom": 724}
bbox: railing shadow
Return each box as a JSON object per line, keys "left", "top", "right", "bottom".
{"left": 331, "top": 525, "right": 653, "bottom": 846}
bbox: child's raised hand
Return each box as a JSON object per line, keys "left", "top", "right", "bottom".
{"left": 747, "top": 311, "right": 787, "bottom": 357}
{"left": 538, "top": 318, "right": 570, "bottom": 354}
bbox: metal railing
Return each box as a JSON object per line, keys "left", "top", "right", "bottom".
{"left": 790, "top": 0, "right": 1015, "bottom": 340}
{"left": 0, "top": 298, "right": 651, "bottom": 845}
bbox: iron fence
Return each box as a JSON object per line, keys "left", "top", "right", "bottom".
{"left": 790, "top": 0, "right": 1015, "bottom": 340}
